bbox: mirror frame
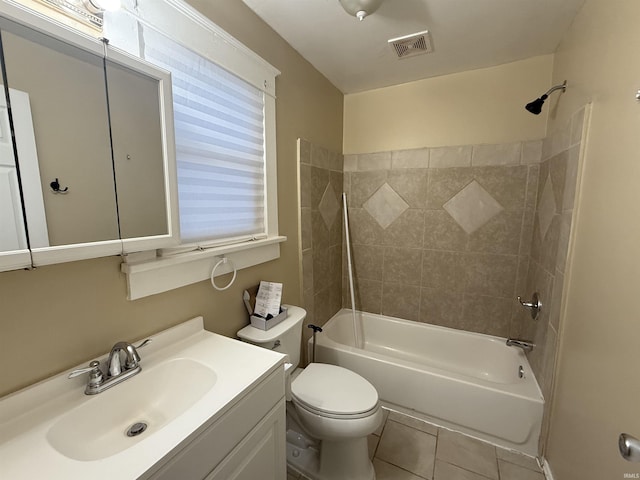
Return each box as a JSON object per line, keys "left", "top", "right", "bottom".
{"left": 0, "top": 1, "right": 178, "bottom": 268}
{"left": 0, "top": 249, "right": 30, "bottom": 272}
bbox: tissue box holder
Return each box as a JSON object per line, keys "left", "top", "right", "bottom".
{"left": 250, "top": 306, "right": 288, "bottom": 331}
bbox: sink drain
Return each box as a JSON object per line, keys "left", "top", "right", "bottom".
{"left": 126, "top": 422, "right": 148, "bottom": 437}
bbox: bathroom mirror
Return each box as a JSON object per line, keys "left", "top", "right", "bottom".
{"left": 1, "top": 19, "right": 120, "bottom": 247}
{"left": 104, "top": 48, "right": 178, "bottom": 253}
{"left": 0, "top": 3, "right": 178, "bottom": 269}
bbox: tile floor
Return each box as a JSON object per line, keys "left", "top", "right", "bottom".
{"left": 287, "top": 408, "right": 545, "bottom": 480}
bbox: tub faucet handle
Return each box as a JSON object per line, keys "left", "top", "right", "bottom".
{"left": 517, "top": 292, "right": 542, "bottom": 320}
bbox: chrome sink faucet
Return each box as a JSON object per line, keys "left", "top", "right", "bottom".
{"left": 69, "top": 339, "right": 151, "bottom": 395}
{"left": 108, "top": 341, "right": 143, "bottom": 376}
{"left": 506, "top": 338, "right": 534, "bottom": 352}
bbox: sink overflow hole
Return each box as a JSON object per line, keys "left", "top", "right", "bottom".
{"left": 126, "top": 422, "right": 148, "bottom": 437}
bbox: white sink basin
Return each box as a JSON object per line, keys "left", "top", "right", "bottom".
{"left": 46, "top": 358, "right": 217, "bottom": 461}
{"left": 0, "top": 316, "right": 286, "bottom": 480}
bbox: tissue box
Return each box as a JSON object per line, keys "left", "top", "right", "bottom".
{"left": 250, "top": 306, "right": 288, "bottom": 331}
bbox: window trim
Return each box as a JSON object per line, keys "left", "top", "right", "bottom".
{"left": 110, "top": 0, "right": 282, "bottom": 299}
{"left": 133, "top": 0, "right": 278, "bottom": 98}
{"left": 121, "top": 235, "right": 286, "bottom": 300}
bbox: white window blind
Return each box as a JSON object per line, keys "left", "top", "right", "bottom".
{"left": 142, "top": 28, "right": 266, "bottom": 245}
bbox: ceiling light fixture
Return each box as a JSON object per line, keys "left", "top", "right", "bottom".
{"left": 338, "top": 0, "right": 384, "bottom": 21}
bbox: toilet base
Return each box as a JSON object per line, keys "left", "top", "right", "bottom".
{"left": 286, "top": 430, "right": 375, "bottom": 480}
{"left": 287, "top": 437, "right": 318, "bottom": 478}
{"left": 319, "top": 437, "right": 375, "bottom": 480}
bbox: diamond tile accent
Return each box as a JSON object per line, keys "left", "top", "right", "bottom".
{"left": 363, "top": 183, "right": 409, "bottom": 229}
{"left": 537, "top": 175, "right": 556, "bottom": 240}
{"left": 318, "top": 183, "right": 340, "bottom": 228}
{"left": 443, "top": 180, "right": 503, "bottom": 234}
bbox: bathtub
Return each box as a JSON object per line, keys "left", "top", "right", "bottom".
{"left": 312, "top": 309, "right": 544, "bottom": 456}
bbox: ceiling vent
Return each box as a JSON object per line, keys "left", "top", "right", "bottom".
{"left": 388, "top": 30, "right": 433, "bottom": 59}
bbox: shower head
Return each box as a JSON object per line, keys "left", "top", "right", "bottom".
{"left": 525, "top": 81, "right": 567, "bottom": 115}
{"left": 525, "top": 95, "right": 548, "bottom": 115}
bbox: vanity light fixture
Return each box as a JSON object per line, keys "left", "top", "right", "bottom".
{"left": 338, "top": 0, "right": 384, "bottom": 21}
{"left": 83, "top": 0, "right": 121, "bottom": 13}
{"left": 35, "top": 0, "right": 120, "bottom": 29}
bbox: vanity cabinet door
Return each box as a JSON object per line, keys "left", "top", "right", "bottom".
{"left": 205, "top": 402, "right": 286, "bottom": 480}
{"left": 144, "top": 368, "right": 285, "bottom": 480}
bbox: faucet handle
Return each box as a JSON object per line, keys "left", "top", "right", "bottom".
{"left": 69, "top": 361, "right": 102, "bottom": 378}
{"left": 517, "top": 292, "right": 542, "bottom": 319}
{"left": 69, "top": 361, "right": 104, "bottom": 389}
{"left": 135, "top": 338, "right": 152, "bottom": 349}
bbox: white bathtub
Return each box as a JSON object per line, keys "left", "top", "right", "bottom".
{"left": 312, "top": 309, "right": 544, "bottom": 456}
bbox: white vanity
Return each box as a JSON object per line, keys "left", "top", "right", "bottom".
{"left": 0, "top": 318, "right": 287, "bottom": 479}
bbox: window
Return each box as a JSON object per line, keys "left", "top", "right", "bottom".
{"left": 106, "top": 0, "right": 284, "bottom": 299}
{"left": 143, "top": 28, "right": 267, "bottom": 246}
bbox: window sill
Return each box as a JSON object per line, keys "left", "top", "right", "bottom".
{"left": 121, "top": 236, "right": 287, "bottom": 300}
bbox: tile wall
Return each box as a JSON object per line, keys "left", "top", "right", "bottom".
{"left": 299, "top": 106, "right": 586, "bottom": 455}
{"left": 519, "top": 105, "right": 588, "bottom": 454}
{"left": 339, "top": 105, "right": 587, "bottom": 456}
{"left": 299, "top": 139, "right": 344, "bottom": 355}
{"left": 342, "top": 140, "right": 542, "bottom": 337}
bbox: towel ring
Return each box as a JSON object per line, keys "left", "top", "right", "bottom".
{"left": 210, "top": 256, "right": 237, "bottom": 291}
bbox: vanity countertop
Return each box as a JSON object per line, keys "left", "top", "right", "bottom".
{"left": 0, "top": 317, "right": 285, "bottom": 479}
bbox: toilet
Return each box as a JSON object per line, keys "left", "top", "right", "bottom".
{"left": 237, "top": 305, "right": 383, "bottom": 480}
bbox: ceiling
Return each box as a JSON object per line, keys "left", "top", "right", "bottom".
{"left": 242, "top": 0, "right": 585, "bottom": 94}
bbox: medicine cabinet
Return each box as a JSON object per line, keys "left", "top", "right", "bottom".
{"left": 0, "top": 2, "right": 178, "bottom": 272}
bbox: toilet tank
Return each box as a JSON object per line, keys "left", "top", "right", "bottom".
{"left": 237, "top": 305, "right": 307, "bottom": 369}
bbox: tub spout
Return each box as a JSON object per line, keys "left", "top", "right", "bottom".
{"left": 506, "top": 338, "right": 534, "bottom": 352}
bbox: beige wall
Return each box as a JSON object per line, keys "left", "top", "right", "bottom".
{"left": 545, "top": 1, "right": 640, "bottom": 478}
{"left": 0, "top": 0, "right": 343, "bottom": 397}
{"left": 343, "top": 55, "right": 553, "bottom": 155}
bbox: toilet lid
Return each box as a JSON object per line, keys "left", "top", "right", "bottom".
{"left": 291, "top": 363, "right": 379, "bottom": 416}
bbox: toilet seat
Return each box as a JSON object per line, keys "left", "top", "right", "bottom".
{"left": 293, "top": 397, "right": 379, "bottom": 420}
{"left": 291, "top": 363, "right": 379, "bottom": 418}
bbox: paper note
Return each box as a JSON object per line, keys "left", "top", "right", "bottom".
{"left": 254, "top": 281, "right": 283, "bottom": 318}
